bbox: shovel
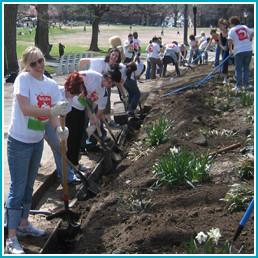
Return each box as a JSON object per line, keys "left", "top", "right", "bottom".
{"left": 45, "top": 116, "right": 80, "bottom": 236}
{"left": 102, "top": 118, "right": 124, "bottom": 153}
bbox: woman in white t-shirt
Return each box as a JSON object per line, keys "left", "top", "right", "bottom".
{"left": 228, "top": 16, "right": 253, "bottom": 91}
{"left": 64, "top": 70, "right": 121, "bottom": 169}
{"left": 79, "top": 48, "right": 126, "bottom": 125}
{"left": 5, "top": 47, "right": 69, "bottom": 254}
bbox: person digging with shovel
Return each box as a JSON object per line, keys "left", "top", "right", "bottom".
{"left": 64, "top": 69, "right": 122, "bottom": 171}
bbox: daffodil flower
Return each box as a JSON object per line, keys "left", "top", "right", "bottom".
{"left": 207, "top": 227, "right": 222, "bottom": 245}
{"left": 195, "top": 231, "right": 208, "bottom": 244}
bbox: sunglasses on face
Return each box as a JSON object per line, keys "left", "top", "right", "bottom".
{"left": 30, "top": 58, "right": 44, "bottom": 68}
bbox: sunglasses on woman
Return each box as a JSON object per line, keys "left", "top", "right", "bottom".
{"left": 30, "top": 58, "right": 44, "bottom": 68}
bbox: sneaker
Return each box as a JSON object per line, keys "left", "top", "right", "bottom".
{"left": 6, "top": 236, "right": 25, "bottom": 254}
{"left": 232, "top": 86, "right": 241, "bottom": 93}
{"left": 68, "top": 175, "right": 81, "bottom": 185}
{"left": 223, "top": 79, "right": 228, "bottom": 85}
{"left": 17, "top": 223, "right": 46, "bottom": 237}
{"left": 244, "top": 85, "right": 253, "bottom": 91}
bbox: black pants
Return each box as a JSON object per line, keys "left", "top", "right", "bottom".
{"left": 163, "top": 56, "right": 180, "bottom": 77}
{"left": 66, "top": 107, "right": 85, "bottom": 166}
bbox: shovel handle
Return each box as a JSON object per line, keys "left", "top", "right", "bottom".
{"left": 102, "top": 119, "right": 117, "bottom": 143}
{"left": 60, "top": 116, "right": 69, "bottom": 202}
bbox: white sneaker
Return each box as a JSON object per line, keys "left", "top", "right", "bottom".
{"left": 17, "top": 223, "right": 46, "bottom": 237}
{"left": 232, "top": 87, "right": 240, "bottom": 93}
{"left": 6, "top": 236, "right": 25, "bottom": 254}
{"left": 245, "top": 85, "right": 253, "bottom": 91}
{"left": 223, "top": 79, "right": 228, "bottom": 85}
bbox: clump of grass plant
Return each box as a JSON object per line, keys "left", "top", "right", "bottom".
{"left": 153, "top": 147, "right": 211, "bottom": 188}
{"left": 239, "top": 92, "right": 253, "bottom": 107}
{"left": 238, "top": 157, "right": 254, "bottom": 180}
{"left": 220, "top": 183, "right": 253, "bottom": 212}
{"left": 145, "top": 117, "right": 171, "bottom": 146}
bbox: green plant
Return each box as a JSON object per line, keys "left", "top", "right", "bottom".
{"left": 145, "top": 117, "right": 171, "bottom": 146}
{"left": 186, "top": 228, "right": 239, "bottom": 254}
{"left": 240, "top": 92, "right": 253, "bottom": 107}
{"left": 153, "top": 147, "right": 211, "bottom": 187}
{"left": 220, "top": 183, "right": 253, "bottom": 212}
{"left": 238, "top": 157, "right": 254, "bottom": 180}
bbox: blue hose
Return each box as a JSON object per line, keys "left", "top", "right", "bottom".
{"left": 162, "top": 54, "right": 232, "bottom": 97}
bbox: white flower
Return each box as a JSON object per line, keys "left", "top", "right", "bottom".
{"left": 195, "top": 231, "right": 208, "bottom": 244}
{"left": 170, "top": 146, "right": 179, "bottom": 154}
{"left": 207, "top": 228, "right": 222, "bottom": 245}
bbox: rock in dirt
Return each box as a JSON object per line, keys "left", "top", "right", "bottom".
{"left": 192, "top": 134, "right": 208, "bottom": 146}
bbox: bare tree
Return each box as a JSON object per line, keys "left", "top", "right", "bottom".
{"left": 4, "top": 4, "right": 19, "bottom": 75}
{"left": 89, "top": 4, "right": 110, "bottom": 51}
{"left": 35, "top": 4, "right": 51, "bottom": 58}
{"left": 183, "top": 4, "right": 189, "bottom": 46}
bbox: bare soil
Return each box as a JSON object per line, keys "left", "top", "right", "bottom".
{"left": 66, "top": 64, "right": 254, "bottom": 254}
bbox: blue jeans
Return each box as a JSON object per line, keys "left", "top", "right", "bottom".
{"left": 44, "top": 121, "right": 76, "bottom": 182}
{"left": 124, "top": 78, "right": 141, "bottom": 112}
{"left": 234, "top": 51, "right": 252, "bottom": 88}
{"left": 145, "top": 60, "right": 151, "bottom": 80}
{"left": 6, "top": 136, "right": 43, "bottom": 230}
{"left": 214, "top": 44, "right": 221, "bottom": 66}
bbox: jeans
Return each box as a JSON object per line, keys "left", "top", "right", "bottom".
{"left": 6, "top": 135, "right": 43, "bottom": 230}
{"left": 234, "top": 51, "right": 252, "bottom": 88}
{"left": 150, "top": 57, "right": 163, "bottom": 79}
{"left": 189, "top": 49, "right": 200, "bottom": 64}
{"left": 44, "top": 121, "right": 76, "bottom": 182}
{"left": 124, "top": 78, "right": 141, "bottom": 112}
{"left": 214, "top": 44, "right": 221, "bottom": 66}
{"left": 221, "top": 49, "right": 229, "bottom": 75}
{"left": 145, "top": 60, "right": 151, "bottom": 80}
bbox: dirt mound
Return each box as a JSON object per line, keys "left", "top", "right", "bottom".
{"left": 69, "top": 65, "right": 254, "bottom": 254}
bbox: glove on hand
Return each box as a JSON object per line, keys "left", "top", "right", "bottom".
{"left": 56, "top": 126, "right": 69, "bottom": 141}
{"left": 50, "top": 101, "right": 70, "bottom": 117}
{"left": 86, "top": 125, "right": 96, "bottom": 137}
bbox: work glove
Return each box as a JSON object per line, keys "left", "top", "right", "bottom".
{"left": 86, "top": 125, "right": 96, "bottom": 137}
{"left": 56, "top": 126, "right": 69, "bottom": 142}
{"left": 50, "top": 101, "right": 70, "bottom": 117}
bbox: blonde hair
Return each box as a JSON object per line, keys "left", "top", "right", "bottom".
{"left": 20, "top": 46, "right": 44, "bottom": 72}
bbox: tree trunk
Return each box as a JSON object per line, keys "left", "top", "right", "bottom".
{"left": 4, "top": 4, "right": 19, "bottom": 75}
{"left": 183, "top": 4, "right": 189, "bottom": 46}
{"left": 89, "top": 17, "right": 100, "bottom": 51}
{"left": 35, "top": 4, "right": 51, "bottom": 58}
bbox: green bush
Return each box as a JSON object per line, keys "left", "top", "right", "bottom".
{"left": 153, "top": 147, "right": 211, "bottom": 187}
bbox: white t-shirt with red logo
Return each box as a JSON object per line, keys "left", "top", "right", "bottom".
{"left": 73, "top": 70, "right": 107, "bottom": 111}
{"left": 8, "top": 72, "right": 61, "bottom": 143}
{"left": 148, "top": 42, "right": 161, "bottom": 59}
{"left": 228, "top": 25, "right": 253, "bottom": 55}
{"left": 123, "top": 39, "right": 134, "bottom": 58}
{"left": 133, "top": 38, "right": 141, "bottom": 53}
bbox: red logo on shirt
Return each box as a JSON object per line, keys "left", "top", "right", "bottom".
{"left": 37, "top": 95, "right": 51, "bottom": 121}
{"left": 147, "top": 44, "right": 153, "bottom": 53}
{"left": 235, "top": 27, "right": 248, "bottom": 41}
